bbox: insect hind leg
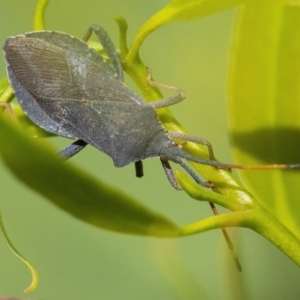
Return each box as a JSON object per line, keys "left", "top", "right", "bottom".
{"left": 83, "top": 24, "right": 123, "bottom": 81}
{"left": 160, "top": 157, "right": 181, "bottom": 190}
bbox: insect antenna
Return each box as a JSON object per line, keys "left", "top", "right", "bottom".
{"left": 170, "top": 146, "right": 300, "bottom": 171}
{"left": 209, "top": 202, "right": 242, "bottom": 272}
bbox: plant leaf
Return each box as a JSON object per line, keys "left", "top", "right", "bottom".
{"left": 160, "top": 0, "right": 242, "bottom": 22}
{"left": 127, "top": 0, "right": 242, "bottom": 64}
{"left": 228, "top": 1, "right": 300, "bottom": 237}
{"left": 0, "top": 117, "right": 180, "bottom": 237}
{"left": 0, "top": 210, "right": 38, "bottom": 293}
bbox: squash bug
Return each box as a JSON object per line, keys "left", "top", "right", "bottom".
{"left": 1, "top": 24, "right": 220, "bottom": 189}
{"left": 6, "top": 24, "right": 300, "bottom": 272}
{"left": 4, "top": 25, "right": 298, "bottom": 190}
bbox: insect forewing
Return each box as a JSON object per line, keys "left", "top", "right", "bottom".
{"left": 4, "top": 32, "right": 165, "bottom": 166}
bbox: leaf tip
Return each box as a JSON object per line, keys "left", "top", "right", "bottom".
{"left": 23, "top": 264, "right": 39, "bottom": 293}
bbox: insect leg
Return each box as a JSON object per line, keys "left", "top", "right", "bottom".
{"left": 165, "top": 153, "right": 212, "bottom": 187}
{"left": 0, "top": 102, "right": 17, "bottom": 122}
{"left": 147, "top": 69, "right": 186, "bottom": 109}
{"left": 168, "top": 131, "right": 216, "bottom": 161}
{"left": 146, "top": 70, "right": 216, "bottom": 163}
{"left": 135, "top": 160, "right": 144, "bottom": 178}
{"left": 160, "top": 157, "right": 181, "bottom": 190}
{"left": 150, "top": 92, "right": 186, "bottom": 109}
{"left": 169, "top": 136, "right": 300, "bottom": 171}
{"left": 83, "top": 24, "right": 123, "bottom": 81}
{"left": 168, "top": 154, "right": 241, "bottom": 270}
{"left": 58, "top": 139, "right": 88, "bottom": 160}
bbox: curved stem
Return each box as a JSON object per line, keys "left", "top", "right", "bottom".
{"left": 0, "top": 211, "right": 39, "bottom": 292}
{"left": 33, "top": 0, "right": 49, "bottom": 30}
{"left": 247, "top": 202, "right": 300, "bottom": 266}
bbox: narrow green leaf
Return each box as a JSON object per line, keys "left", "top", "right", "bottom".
{"left": 0, "top": 117, "right": 180, "bottom": 237}
{"left": 162, "top": 0, "right": 242, "bottom": 21}
{"left": 127, "top": 0, "right": 242, "bottom": 64}
{"left": 0, "top": 211, "right": 38, "bottom": 293}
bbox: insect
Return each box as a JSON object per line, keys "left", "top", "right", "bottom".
{"left": 3, "top": 24, "right": 300, "bottom": 190}
{"left": 1, "top": 24, "right": 217, "bottom": 189}
{"left": 7, "top": 24, "right": 300, "bottom": 273}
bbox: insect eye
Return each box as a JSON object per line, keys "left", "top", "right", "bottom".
{"left": 171, "top": 140, "right": 178, "bottom": 147}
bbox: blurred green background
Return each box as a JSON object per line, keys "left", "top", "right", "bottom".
{"left": 0, "top": 0, "right": 299, "bottom": 299}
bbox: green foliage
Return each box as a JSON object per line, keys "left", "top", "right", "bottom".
{"left": 1, "top": 0, "right": 300, "bottom": 293}
{"left": 228, "top": 2, "right": 300, "bottom": 237}
{"left": 0, "top": 118, "right": 181, "bottom": 237}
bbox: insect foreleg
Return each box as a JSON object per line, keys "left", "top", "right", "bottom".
{"left": 83, "top": 24, "right": 123, "bottom": 81}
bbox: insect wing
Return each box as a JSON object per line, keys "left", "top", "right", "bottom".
{"left": 4, "top": 36, "right": 76, "bottom": 138}
{"left": 4, "top": 32, "right": 163, "bottom": 165}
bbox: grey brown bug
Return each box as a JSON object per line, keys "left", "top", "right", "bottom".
{"left": 3, "top": 24, "right": 300, "bottom": 189}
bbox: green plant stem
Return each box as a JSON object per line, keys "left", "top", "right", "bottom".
{"left": 247, "top": 202, "right": 300, "bottom": 266}
{"left": 179, "top": 198, "right": 300, "bottom": 266}
{"left": 33, "top": 0, "right": 49, "bottom": 30}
